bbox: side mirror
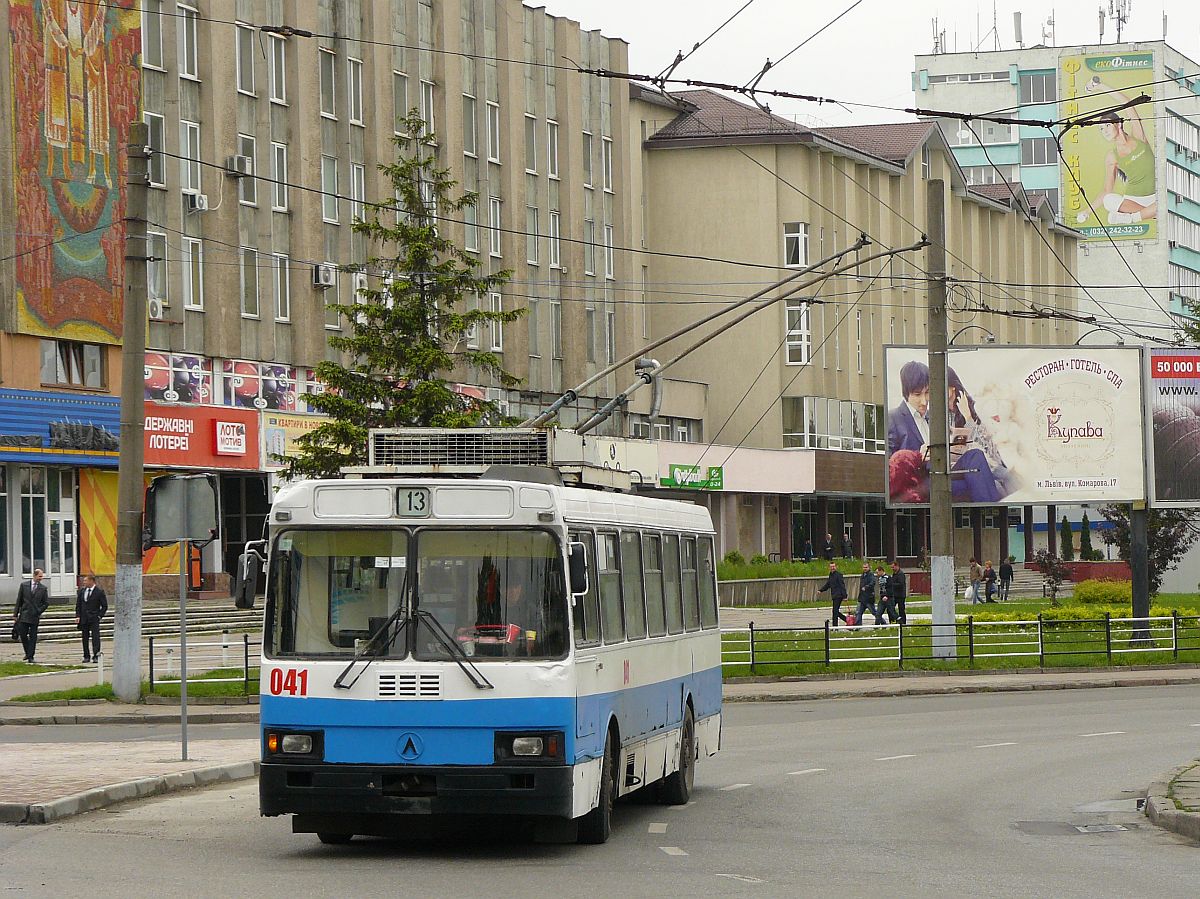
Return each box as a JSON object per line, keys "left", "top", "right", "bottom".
{"left": 232, "top": 540, "right": 269, "bottom": 609}
{"left": 568, "top": 541, "right": 589, "bottom": 598}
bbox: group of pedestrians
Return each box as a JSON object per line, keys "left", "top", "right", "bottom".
{"left": 11, "top": 570, "right": 108, "bottom": 664}
{"left": 967, "top": 557, "right": 1014, "bottom": 604}
{"left": 799, "top": 532, "right": 857, "bottom": 564}
{"left": 817, "top": 560, "right": 908, "bottom": 627}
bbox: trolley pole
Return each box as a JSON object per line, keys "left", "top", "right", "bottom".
{"left": 927, "top": 179, "right": 956, "bottom": 659}
{"left": 113, "top": 123, "right": 150, "bottom": 702}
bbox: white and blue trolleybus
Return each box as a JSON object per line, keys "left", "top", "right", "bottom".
{"left": 256, "top": 429, "right": 722, "bottom": 844}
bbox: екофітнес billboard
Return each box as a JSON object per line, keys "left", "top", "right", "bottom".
{"left": 884, "top": 346, "right": 1145, "bottom": 508}
{"left": 1147, "top": 348, "right": 1200, "bottom": 506}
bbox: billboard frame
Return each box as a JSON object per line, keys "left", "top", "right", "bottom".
{"left": 1144, "top": 346, "right": 1200, "bottom": 508}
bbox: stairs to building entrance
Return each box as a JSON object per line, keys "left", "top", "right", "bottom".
{"left": 954, "top": 566, "right": 1072, "bottom": 600}
{"left": 8, "top": 599, "right": 261, "bottom": 644}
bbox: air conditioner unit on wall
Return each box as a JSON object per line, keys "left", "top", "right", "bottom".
{"left": 312, "top": 264, "right": 336, "bottom": 288}
{"left": 148, "top": 297, "right": 166, "bottom": 321}
{"left": 353, "top": 272, "right": 369, "bottom": 295}
{"left": 186, "top": 193, "right": 209, "bottom": 212}
{"left": 224, "top": 155, "right": 253, "bottom": 177}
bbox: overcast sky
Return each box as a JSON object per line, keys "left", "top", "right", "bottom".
{"left": 539, "top": 0, "right": 1200, "bottom": 126}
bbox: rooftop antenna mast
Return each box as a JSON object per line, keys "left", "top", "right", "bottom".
{"left": 1042, "top": 11, "right": 1055, "bottom": 46}
{"left": 1106, "top": 0, "right": 1132, "bottom": 43}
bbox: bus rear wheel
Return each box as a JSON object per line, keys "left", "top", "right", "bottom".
{"left": 317, "top": 832, "right": 355, "bottom": 845}
{"left": 659, "top": 706, "right": 695, "bottom": 805}
{"left": 577, "top": 733, "right": 615, "bottom": 844}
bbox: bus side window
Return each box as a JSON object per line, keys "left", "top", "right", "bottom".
{"left": 698, "top": 536, "right": 718, "bottom": 628}
{"left": 662, "top": 533, "right": 683, "bottom": 634}
{"left": 571, "top": 531, "right": 602, "bottom": 647}
{"left": 643, "top": 534, "right": 666, "bottom": 637}
{"left": 620, "top": 531, "right": 647, "bottom": 640}
{"left": 598, "top": 532, "right": 625, "bottom": 643}
{"left": 681, "top": 536, "right": 700, "bottom": 630}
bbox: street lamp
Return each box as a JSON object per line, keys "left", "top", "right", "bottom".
{"left": 950, "top": 325, "right": 996, "bottom": 344}
{"left": 1074, "top": 326, "right": 1125, "bottom": 346}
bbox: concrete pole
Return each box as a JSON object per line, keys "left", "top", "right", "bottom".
{"left": 1130, "top": 504, "right": 1150, "bottom": 639}
{"left": 113, "top": 124, "right": 149, "bottom": 702}
{"left": 926, "top": 179, "right": 956, "bottom": 658}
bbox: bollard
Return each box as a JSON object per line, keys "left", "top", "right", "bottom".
{"left": 222, "top": 630, "right": 230, "bottom": 669}
{"left": 1172, "top": 610, "right": 1179, "bottom": 660}
{"left": 967, "top": 616, "right": 974, "bottom": 666}
{"left": 165, "top": 645, "right": 176, "bottom": 679}
{"left": 823, "top": 620, "right": 830, "bottom": 666}
{"left": 1037, "top": 614, "right": 1044, "bottom": 667}
{"left": 748, "top": 621, "right": 756, "bottom": 674}
{"left": 244, "top": 634, "right": 251, "bottom": 693}
{"left": 1104, "top": 613, "right": 1112, "bottom": 664}
{"left": 96, "top": 651, "right": 104, "bottom": 687}
{"left": 897, "top": 621, "right": 904, "bottom": 670}
{"left": 148, "top": 636, "right": 155, "bottom": 693}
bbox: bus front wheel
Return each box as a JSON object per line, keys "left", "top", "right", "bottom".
{"left": 577, "top": 732, "right": 615, "bottom": 844}
{"left": 317, "top": 832, "right": 354, "bottom": 845}
{"left": 659, "top": 706, "right": 695, "bottom": 805}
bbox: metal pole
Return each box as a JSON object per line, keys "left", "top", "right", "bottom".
{"left": 244, "top": 634, "right": 251, "bottom": 694}
{"left": 926, "top": 179, "right": 956, "bottom": 659}
{"left": 1037, "top": 614, "right": 1044, "bottom": 667}
{"left": 1104, "top": 612, "right": 1112, "bottom": 664}
{"left": 823, "top": 620, "right": 830, "bottom": 666}
{"left": 179, "top": 538, "right": 189, "bottom": 761}
{"left": 748, "top": 621, "right": 756, "bottom": 674}
{"left": 968, "top": 615, "right": 974, "bottom": 666}
{"left": 113, "top": 122, "right": 150, "bottom": 702}
{"left": 1130, "top": 505, "right": 1151, "bottom": 642}
{"left": 148, "top": 635, "right": 155, "bottom": 693}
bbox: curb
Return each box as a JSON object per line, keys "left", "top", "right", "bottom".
{"left": 723, "top": 674, "right": 1200, "bottom": 703}
{"left": 0, "top": 710, "right": 259, "bottom": 725}
{"left": 726, "top": 662, "right": 1200, "bottom": 685}
{"left": 0, "top": 760, "right": 260, "bottom": 826}
{"left": 1145, "top": 763, "right": 1200, "bottom": 844}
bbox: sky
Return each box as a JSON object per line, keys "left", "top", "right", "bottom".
{"left": 538, "top": 0, "right": 1200, "bottom": 126}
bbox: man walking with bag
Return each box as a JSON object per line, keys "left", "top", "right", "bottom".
{"left": 14, "top": 569, "right": 50, "bottom": 664}
{"left": 854, "top": 561, "right": 882, "bottom": 626}
{"left": 75, "top": 574, "right": 108, "bottom": 663}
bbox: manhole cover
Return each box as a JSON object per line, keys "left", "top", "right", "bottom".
{"left": 1075, "top": 824, "right": 1129, "bottom": 833}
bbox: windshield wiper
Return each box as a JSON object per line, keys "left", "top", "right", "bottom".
{"left": 413, "top": 609, "right": 494, "bottom": 690}
{"left": 333, "top": 602, "right": 411, "bottom": 691}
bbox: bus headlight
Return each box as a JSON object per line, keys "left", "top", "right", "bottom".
{"left": 512, "top": 737, "right": 543, "bottom": 756}
{"left": 495, "top": 731, "right": 564, "bottom": 763}
{"left": 282, "top": 734, "right": 313, "bottom": 754}
{"left": 264, "top": 730, "right": 323, "bottom": 759}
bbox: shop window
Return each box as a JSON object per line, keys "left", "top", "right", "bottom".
{"left": 19, "top": 466, "right": 46, "bottom": 576}
{"left": 219, "top": 361, "right": 298, "bottom": 411}
{"left": 41, "top": 340, "right": 104, "bottom": 389}
{"left": 144, "top": 352, "right": 213, "bottom": 404}
{"left": 0, "top": 468, "right": 8, "bottom": 574}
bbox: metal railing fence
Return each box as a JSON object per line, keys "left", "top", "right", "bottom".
{"left": 148, "top": 631, "right": 259, "bottom": 693}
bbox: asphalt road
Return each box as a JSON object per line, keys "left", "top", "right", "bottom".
{"left": 1, "top": 686, "right": 1197, "bottom": 897}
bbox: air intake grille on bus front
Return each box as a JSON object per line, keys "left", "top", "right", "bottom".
{"left": 378, "top": 672, "right": 441, "bottom": 699}
{"left": 369, "top": 428, "right": 550, "bottom": 468}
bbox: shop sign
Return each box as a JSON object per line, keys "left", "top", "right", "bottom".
{"left": 144, "top": 402, "right": 259, "bottom": 470}
{"left": 262, "top": 411, "right": 326, "bottom": 469}
{"left": 215, "top": 421, "right": 248, "bottom": 455}
{"left": 660, "top": 463, "right": 724, "bottom": 490}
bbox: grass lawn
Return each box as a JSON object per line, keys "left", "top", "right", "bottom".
{"left": 0, "top": 661, "right": 82, "bottom": 677}
{"left": 10, "top": 667, "right": 259, "bottom": 703}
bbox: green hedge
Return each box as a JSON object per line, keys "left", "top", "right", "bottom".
{"left": 965, "top": 603, "right": 1199, "bottom": 623}
{"left": 1072, "top": 578, "right": 1133, "bottom": 605}
{"left": 717, "top": 558, "right": 889, "bottom": 581}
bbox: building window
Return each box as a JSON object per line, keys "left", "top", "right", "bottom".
{"left": 145, "top": 113, "right": 165, "bottom": 187}
{"left": 549, "top": 211, "right": 561, "bottom": 268}
{"left": 601, "top": 137, "right": 613, "bottom": 191}
{"left": 528, "top": 300, "right": 539, "bottom": 357}
{"left": 394, "top": 72, "right": 409, "bottom": 133}
{"left": 268, "top": 34, "right": 287, "bottom": 103}
{"left": 582, "top": 131, "right": 593, "bottom": 187}
{"left": 607, "top": 311, "right": 616, "bottom": 363}
{"left": 604, "top": 224, "right": 615, "bottom": 279}
{"left": 274, "top": 254, "right": 290, "bottom": 321}
{"left": 237, "top": 134, "right": 257, "bottom": 205}
{"left": 142, "top": 0, "right": 163, "bottom": 69}
{"left": 785, "top": 299, "right": 810, "bottom": 365}
{"left": 1019, "top": 71, "right": 1056, "bottom": 105}
{"left": 1020, "top": 136, "right": 1055, "bottom": 166}
{"left": 921, "top": 146, "right": 931, "bottom": 179}
{"left": 324, "top": 266, "right": 341, "bottom": 329}
{"left": 239, "top": 248, "right": 260, "bottom": 318}
{"left": 489, "top": 197, "right": 502, "bottom": 256}
{"left": 321, "top": 156, "right": 338, "bottom": 222}
{"left": 524, "top": 115, "right": 537, "bottom": 173}
{"left": 271, "top": 142, "right": 288, "bottom": 211}
{"left": 584, "top": 220, "right": 595, "bottom": 275}
{"left": 146, "top": 231, "right": 167, "bottom": 304}
{"left": 178, "top": 4, "right": 199, "bottom": 79}
{"left": 40, "top": 340, "right": 103, "bottom": 389}
{"left": 586, "top": 308, "right": 596, "bottom": 362}
{"left": 319, "top": 50, "right": 337, "bottom": 118}
{"left": 547, "top": 121, "right": 559, "bottom": 179}
{"left": 487, "top": 101, "right": 501, "bottom": 162}
{"left": 489, "top": 292, "right": 504, "bottom": 351}
{"left": 350, "top": 163, "right": 366, "bottom": 223}
{"left": 462, "top": 95, "right": 477, "bottom": 156}
{"left": 347, "top": 58, "right": 364, "bottom": 125}
{"left": 783, "top": 397, "right": 885, "bottom": 452}
{"left": 236, "top": 24, "right": 255, "bottom": 94}
{"left": 784, "top": 222, "right": 809, "bottom": 268}
{"left": 182, "top": 237, "right": 203, "bottom": 310}
{"left": 551, "top": 300, "right": 563, "bottom": 358}
{"left": 464, "top": 203, "right": 479, "bottom": 252}
{"left": 526, "top": 206, "right": 540, "bottom": 265}
{"left": 179, "top": 120, "right": 200, "bottom": 194}
{"left": 420, "top": 80, "right": 435, "bottom": 131}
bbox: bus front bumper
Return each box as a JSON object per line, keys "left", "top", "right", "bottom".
{"left": 260, "top": 761, "right": 576, "bottom": 819}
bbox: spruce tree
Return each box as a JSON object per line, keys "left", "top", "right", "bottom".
{"left": 1079, "top": 512, "right": 1095, "bottom": 561}
{"left": 285, "top": 113, "right": 523, "bottom": 479}
{"left": 1059, "top": 515, "right": 1074, "bottom": 561}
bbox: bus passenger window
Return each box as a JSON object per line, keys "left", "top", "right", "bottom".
{"left": 598, "top": 532, "right": 625, "bottom": 643}
{"left": 643, "top": 534, "right": 666, "bottom": 637}
{"left": 681, "top": 536, "right": 700, "bottom": 630}
{"left": 620, "top": 531, "right": 646, "bottom": 639}
{"left": 698, "top": 537, "right": 718, "bottom": 628}
{"left": 571, "top": 532, "right": 602, "bottom": 647}
{"left": 662, "top": 534, "right": 683, "bottom": 634}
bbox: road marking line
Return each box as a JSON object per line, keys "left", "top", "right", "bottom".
{"left": 648, "top": 823, "right": 668, "bottom": 834}
{"left": 975, "top": 742, "right": 1018, "bottom": 748}
{"left": 660, "top": 846, "right": 689, "bottom": 857}
{"left": 1079, "top": 731, "right": 1125, "bottom": 737}
{"left": 787, "top": 768, "right": 826, "bottom": 775}
{"left": 720, "top": 783, "right": 752, "bottom": 791}
{"left": 875, "top": 754, "right": 916, "bottom": 761}
{"left": 715, "top": 874, "right": 766, "bottom": 884}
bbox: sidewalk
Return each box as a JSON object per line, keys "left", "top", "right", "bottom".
{"left": 1145, "top": 761, "right": 1200, "bottom": 844}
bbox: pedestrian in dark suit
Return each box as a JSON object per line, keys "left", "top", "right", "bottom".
{"left": 801, "top": 539, "right": 814, "bottom": 563}
{"left": 875, "top": 565, "right": 897, "bottom": 623}
{"left": 854, "top": 562, "right": 881, "bottom": 626}
{"left": 75, "top": 574, "right": 108, "bottom": 663}
{"left": 14, "top": 569, "right": 50, "bottom": 663}
{"left": 999, "top": 558, "right": 1014, "bottom": 601}
{"left": 817, "top": 562, "right": 849, "bottom": 626}
{"left": 822, "top": 534, "right": 834, "bottom": 561}
{"left": 887, "top": 561, "right": 908, "bottom": 625}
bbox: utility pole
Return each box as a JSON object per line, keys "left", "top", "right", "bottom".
{"left": 113, "top": 123, "right": 149, "bottom": 702}
{"left": 1130, "top": 502, "right": 1150, "bottom": 640}
{"left": 926, "top": 179, "right": 956, "bottom": 659}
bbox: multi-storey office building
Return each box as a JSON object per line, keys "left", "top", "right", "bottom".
{"left": 0, "top": 0, "right": 686, "bottom": 596}
{"left": 630, "top": 88, "right": 1083, "bottom": 564}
